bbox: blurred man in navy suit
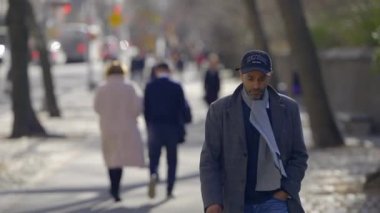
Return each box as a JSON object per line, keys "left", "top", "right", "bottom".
{"left": 144, "top": 62, "right": 191, "bottom": 199}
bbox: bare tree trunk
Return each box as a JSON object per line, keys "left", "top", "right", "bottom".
{"left": 6, "top": 0, "right": 46, "bottom": 138}
{"left": 275, "top": 0, "right": 343, "bottom": 147}
{"left": 25, "top": 1, "right": 61, "bottom": 117}
{"left": 243, "top": 0, "right": 279, "bottom": 88}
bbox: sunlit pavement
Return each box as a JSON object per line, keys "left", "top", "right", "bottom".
{"left": 0, "top": 63, "right": 379, "bottom": 212}
{"left": 0, "top": 63, "right": 217, "bottom": 213}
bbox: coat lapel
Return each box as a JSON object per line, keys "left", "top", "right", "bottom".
{"left": 268, "top": 87, "right": 286, "bottom": 149}
{"left": 226, "top": 84, "right": 247, "bottom": 151}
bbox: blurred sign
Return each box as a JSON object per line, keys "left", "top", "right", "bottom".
{"left": 143, "top": 34, "right": 156, "bottom": 52}
{"left": 108, "top": 13, "right": 123, "bottom": 28}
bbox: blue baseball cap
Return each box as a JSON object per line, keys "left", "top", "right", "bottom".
{"left": 236, "top": 50, "right": 272, "bottom": 74}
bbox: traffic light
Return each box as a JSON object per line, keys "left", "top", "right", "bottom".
{"left": 62, "top": 3, "right": 72, "bottom": 15}
{"left": 113, "top": 4, "right": 122, "bottom": 15}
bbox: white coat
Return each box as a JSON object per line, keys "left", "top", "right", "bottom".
{"left": 94, "top": 75, "right": 145, "bottom": 168}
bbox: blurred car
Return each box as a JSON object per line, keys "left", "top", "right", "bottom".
{"left": 58, "top": 23, "right": 89, "bottom": 63}
{"left": 29, "top": 39, "right": 66, "bottom": 64}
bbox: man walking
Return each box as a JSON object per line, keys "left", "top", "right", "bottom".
{"left": 200, "top": 50, "right": 308, "bottom": 213}
{"left": 144, "top": 62, "right": 191, "bottom": 199}
{"left": 203, "top": 53, "right": 221, "bottom": 106}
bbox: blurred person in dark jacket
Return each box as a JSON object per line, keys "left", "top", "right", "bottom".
{"left": 149, "top": 64, "right": 159, "bottom": 82}
{"left": 291, "top": 71, "right": 302, "bottom": 105}
{"left": 130, "top": 51, "right": 145, "bottom": 84}
{"left": 203, "top": 53, "right": 221, "bottom": 106}
{"left": 144, "top": 62, "right": 191, "bottom": 199}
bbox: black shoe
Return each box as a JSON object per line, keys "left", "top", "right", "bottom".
{"left": 166, "top": 192, "right": 175, "bottom": 200}
{"left": 110, "top": 190, "right": 121, "bottom": 202}
{"left": 148, "top": 174, "right": 158, "bottom": 199}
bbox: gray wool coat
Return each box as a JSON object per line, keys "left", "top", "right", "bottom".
{"left": 200, "top": 84, "right": 308, "bottom": 213}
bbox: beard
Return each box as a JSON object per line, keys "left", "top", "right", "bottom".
{"left": 246, "top": 88, "right": 265, "bottom": 100}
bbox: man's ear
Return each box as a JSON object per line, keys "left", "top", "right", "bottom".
{"left": 240, "top": 72, "right": 244, "bottom": 81}
{"left": 266, "top": 72, "right": 272, "bottom": 81}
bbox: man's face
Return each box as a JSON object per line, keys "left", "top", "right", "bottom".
{"left": 240, "top": 70, "right": 270, "bottom": 100}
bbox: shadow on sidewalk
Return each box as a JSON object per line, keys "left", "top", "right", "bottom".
{"left": 0, "top": 172, "right": 200, "bottom": 212}
{"left": 97, "top": 199, "right": 169, "bottom": 213}
{"left": 0, "top": 133, "right": 67, "bottom": 140}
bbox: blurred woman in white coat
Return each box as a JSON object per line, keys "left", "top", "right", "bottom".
{"left": 94, "top": 61, "right": 145, "bottom": 202}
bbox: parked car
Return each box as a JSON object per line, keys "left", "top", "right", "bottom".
{"left": 58, "top": 23, "right": 89, "bottom": 63}
{"left": 29, "top": 39, "right": 66, "bottom": 64}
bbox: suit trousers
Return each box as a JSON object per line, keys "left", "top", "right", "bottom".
{"left": 148, "top": 124, "right": 179, "bottom": 194}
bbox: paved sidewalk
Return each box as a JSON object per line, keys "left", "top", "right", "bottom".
{"left": 0, "top": 66, "right": 379, "bottom": 212}
{"left": 0, "top": 66, "right": 212, "bottom": 213}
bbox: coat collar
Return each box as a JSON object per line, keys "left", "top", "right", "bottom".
{"left": 107, "top": 75, "right": 124, "bottom": 82}
{"left": 227, "top": 84, "right": 284, "bottom": 108}
{"left": 227, "top": 84, "right": 286, "bottom": 146}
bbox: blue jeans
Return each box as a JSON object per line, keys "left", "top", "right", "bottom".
{"left": 244, "top": 198, "right": 288, "bottom": 213}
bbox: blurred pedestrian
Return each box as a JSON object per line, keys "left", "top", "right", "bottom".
{"left": 3, "top": 69, "right": 12, "bottom": 95}
{"left": 200, "top": 50, "right": 308, "bottom": 213}
{"left": 174, "top": 52, "right": 185, "bottom": 74}
{"left": 291, "top": 71, "right": 302, "bottom": 103}
{"left": 195, "top": 53, "right": 205, "bottom": 71}
{"left": 149, "top": 64, "right": 157, "bottom": 82}
{"left": 94, "top": 61, "right": 145, "bottom": 202}
{"left": 130, "top": 50, "right": 145, "bottom": 85}
{"left": 144, "top": 62, "right": 191, "bottom": 199}
{"left": 176, "top": 57, "right": 184, "bottom": 74}
{"left": 203, "top": 53, "right": 221, "bottom": 106}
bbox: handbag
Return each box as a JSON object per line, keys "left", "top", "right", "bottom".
{"left": 178, "top": 100, "right": 192, "bottom": 143}
{"left": 183, "top": 100, "right": 192, "bottom": 124}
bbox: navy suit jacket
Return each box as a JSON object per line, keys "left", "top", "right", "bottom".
{"left": 144, "top": 77, "right": 190, "bottom": 142}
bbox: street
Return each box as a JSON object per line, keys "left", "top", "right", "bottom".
{"left": 0, "top": 63, "right": 379, "bottom": 212}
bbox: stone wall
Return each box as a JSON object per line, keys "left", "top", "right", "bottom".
{"left": 273, "top": 48, "right": 380, "bottom": 133}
